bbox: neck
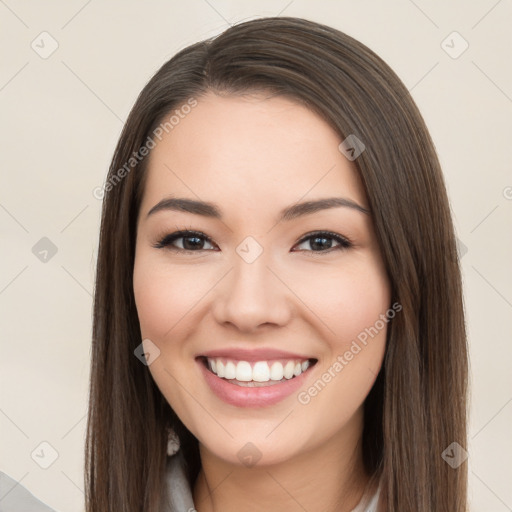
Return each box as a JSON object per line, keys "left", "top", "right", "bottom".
{"left": 192, "top": 409, "right": 370, "bottom": 512}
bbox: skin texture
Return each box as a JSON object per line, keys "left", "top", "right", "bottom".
{"left": 133, "top": 92, "right": 390, "bottom": 512}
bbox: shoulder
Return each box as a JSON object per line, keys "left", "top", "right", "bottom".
{"left": 0, "top": 471, "right": 58, "bottom": 511}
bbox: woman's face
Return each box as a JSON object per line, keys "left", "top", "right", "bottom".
{"left": 133, "top": 92, "right": 391, "bottom": 467}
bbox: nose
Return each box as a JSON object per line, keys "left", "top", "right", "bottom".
{"left": 211, "top": 252, "right": 293, "bottom": 333}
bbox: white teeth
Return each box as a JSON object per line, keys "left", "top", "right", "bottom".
{"left": 224, "top": 361, "right": 236, "bottom": 379}
{"left": 252, "top": 361, "right": 270, "bottom": 382}
{"left": 216, "top": 360, "right": 225, "bottom": 378}
{"left": 270, "top": 362, "right": 284, "bottom": 381}
{"left": 205, "top": 357, "right": 314, "bottom": 383}
{"left": 283, "top": 361, "right": 295, "bottom": 379}
{"left": 235, "top": 361, "right": 253, "bottom": 382}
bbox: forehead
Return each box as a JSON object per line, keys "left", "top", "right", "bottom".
{"left": 141, "top": 92, "right": 367, "bottom": 215}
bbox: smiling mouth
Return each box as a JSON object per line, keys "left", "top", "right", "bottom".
{"left": 197, "top": 356, "right": 318, "bottom": 387}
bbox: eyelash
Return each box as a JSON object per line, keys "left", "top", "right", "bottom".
{"left": 152, "top": 228, "right": 353, "bottom": 255}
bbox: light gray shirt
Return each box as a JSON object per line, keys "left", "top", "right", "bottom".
{"left": 162, "top": 450, "right": 382, "bottom": 512}
{"left": 0, "top": 472, "right": 56, "bottom": 512}
{"left": 0, "top": 452, "right": 381, "bottom": 511}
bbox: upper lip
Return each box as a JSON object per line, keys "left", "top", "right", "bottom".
{"left": 198, "top": 348, "right": 315, "bottom": 362}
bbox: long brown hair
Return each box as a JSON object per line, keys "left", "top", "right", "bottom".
{"left": 86, "top": 16, "right": 469, "bottom": 511}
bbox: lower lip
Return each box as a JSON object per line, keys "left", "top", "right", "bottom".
{"left": 197, "top": 359, "right": 314, "bottom": 408}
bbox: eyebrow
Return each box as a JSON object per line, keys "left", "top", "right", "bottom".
{"left": 146, "top": 196, "right": 370, "bottom": 222}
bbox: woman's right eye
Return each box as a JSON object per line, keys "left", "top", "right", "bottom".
{"left": 152, "top": 230, "right": 217, "bottom": 252}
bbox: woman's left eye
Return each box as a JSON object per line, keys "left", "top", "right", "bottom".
{"left": 153, "top": 230, "right": 352, "bottom": 254}
{"left": 292, "top": 231, "right": 352, "bottom": 253}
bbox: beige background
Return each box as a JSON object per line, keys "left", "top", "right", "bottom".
{"left": 1, "top": 1, "right": 511, "bottom": 510}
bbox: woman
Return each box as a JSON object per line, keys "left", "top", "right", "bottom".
{"left": 86, "top": 16, "right": 469, "bottom": 511}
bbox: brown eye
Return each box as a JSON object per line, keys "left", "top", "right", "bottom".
{"left": 153, "top": 230, "right": 216, "bottom": 251}
{"left": 293, "top": 231, "right": 352, "bottom": 253}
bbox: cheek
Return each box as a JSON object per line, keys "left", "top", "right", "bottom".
{"left": 133, "top": 266, "right": 173, "bottom": 339}
{"left": 133, "top": 253, "right": 207, "bottom": 340}
{"left": 133, "top": 252, "right": 205, "bottom": 417}
{"left": 294, "top": 256, "right": 390, "bottom": 344}
{"left": 293, "top": 264, "right": 389, "bottom": 436}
